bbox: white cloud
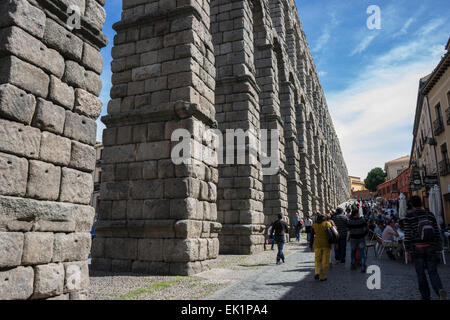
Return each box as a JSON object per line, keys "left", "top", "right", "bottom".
{"left": 416, "top": 18, "right": 445, "bottom": 36}
{"left": 328, "top": 39, "right": 445, "bottom": 179}
{"left": 350, "top": 33, "right": 377, "bottom": 56}
{"left": 313, "top": 31, "right": 330, "bottom": 52}
{"left": 393, "top": 17, "right": 415, "bottom": 37}
{"left": 96, "top": 119, "right": 105, "bottom": 142}
{"left": 312, "top": 11, "right": 339, "bottom": 53}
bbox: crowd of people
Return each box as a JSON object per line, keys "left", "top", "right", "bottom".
{"left": 267, "top": 195, "right": 448, "bottom": 300}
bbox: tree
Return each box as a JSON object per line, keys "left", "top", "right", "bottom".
{"left": 364, "top": 167, "right": 387, "bottom": 192}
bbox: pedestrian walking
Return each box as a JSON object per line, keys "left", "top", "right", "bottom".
{"left": 327, "top": 212, "right": 338, "bottom": 266}
{"left": 267, "top": 224, "right": 275, "bottom": 250}
{"left": 332, "top": 207, "right": 349, "bottom": 264}
{"left": 270, "top": 214, "right": 289, "bottom": 265}
{"left": 404, "top": 196, "right": 447, "bottom": 300}
{"left": 304, "top": 215, "right": 313, "bottom": 244}
{"left": 348, "top": 208, "right": 368, "bottom": 272}
{"left": 295, "top": 215, "right": 304, "bottom": 243}
{"left": 310, "top": 213, "right": 332, "bottom": 281}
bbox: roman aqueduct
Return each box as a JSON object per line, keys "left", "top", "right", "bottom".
{"left": 0, "top": 0, "right": 349, "bottom": 299}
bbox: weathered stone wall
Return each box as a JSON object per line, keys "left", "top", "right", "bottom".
{"left": 91, "top": 0, "right": 222, "bottom": 275}
{"left": 212, "top": 0, "right": 349, "bottom": 250}
{"left": 95, "top": 0, "right": 349, "bottom": 270}
{"left": 0, "top": 0, "right": 106, "bottom": 300}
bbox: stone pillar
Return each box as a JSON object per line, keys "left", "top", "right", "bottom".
{"left": 0, "top": 0, "right": 106, "bottom": 299}
{"left": 280, "top": 82, "right": 303, "bottom": 230}
{"left": 211, "top": 0, "right": 266, "bottom": 255}
{"left": 91, "top": 0, "right": 221, "bottom": 276}
{"left": 298, "top": 109, "right": 312, "bottom": 217}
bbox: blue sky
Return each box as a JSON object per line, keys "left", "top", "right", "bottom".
{"left": 96, "top": 0, "right": 450, "bottom": 180}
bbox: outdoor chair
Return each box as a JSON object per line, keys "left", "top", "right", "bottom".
{"left": 365, "top": 230, "right": 378, "bottom": 257}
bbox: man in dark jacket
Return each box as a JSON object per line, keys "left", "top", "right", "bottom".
{"left": 348, "top": 208, "right": 368, "bottom": 272}
{"left": 270, "top": 214, "right": 289, "bottom": 265}
{"left": 404, "top": 196, "right": 446, "bottom": 300}
{"left": 332, "top": 207, "right": 349, "bottom": 264}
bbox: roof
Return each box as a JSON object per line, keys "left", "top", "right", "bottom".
{"left": 421, "top": 37, "right": 450, "bottom": 95}
{"left": 385, "top": 156, "right": 410, "bottom": 165}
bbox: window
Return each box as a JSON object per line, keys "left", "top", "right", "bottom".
{"left": 441, "top": 144, "right": 449, "bottom": 164}
{"left": 440, "top": 144, "right": 450, "bottom": 176}
{"left": 447, "top": 90, "right": 450, "bottom": 109}
{"left": 437, "top": 103, "right": 443, "bottom": 124}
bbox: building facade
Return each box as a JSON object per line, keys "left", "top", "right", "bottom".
{"left": 385, "top": 156, "right": 410, "bottom": 181}
{"left": 422, "top": 38, "right": 450, "bottom": 225}
{"left": 377, "top": 168, "right": 411, "bottom": 201}
{"left": 409, "top": 74, "right": 439, "bottom": 213}
{"left": 349, "top": 176, "right": 367, "bottom": 193}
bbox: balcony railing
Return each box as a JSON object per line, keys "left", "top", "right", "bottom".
{"left": 446, "top": 108, "right": 450, "bottom": 125}
{"left": 439, "top": 160, "right": 450, "bottom": 176}
{"left": 433, "top": 118, "right": 445, "bottom": 136}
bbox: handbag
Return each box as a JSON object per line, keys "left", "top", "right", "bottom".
{"left": 326, "top": 223, "right": 339, "bottom": 244}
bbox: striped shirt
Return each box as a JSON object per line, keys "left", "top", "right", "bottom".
{"left": 347, "top": 216, "right": 368, "bottom": 239}
{"left": 332, "top": 214, "right": 349, "bottom": 237}
{"left": 403, "top": 209, "right": 440, "bottom": 251}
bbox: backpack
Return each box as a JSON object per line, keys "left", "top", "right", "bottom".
{"left": 326, "top": 222, "right": 339, "bottom": 244}
{"left": 417, "top": 213, "right": 435, "bottom": 243}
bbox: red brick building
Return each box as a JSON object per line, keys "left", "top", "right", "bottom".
{"left": 351, "top": 190, "right": 377, "bottom": 199}
{"left": 377, "top": 168, "right": 411, "bottom": 200}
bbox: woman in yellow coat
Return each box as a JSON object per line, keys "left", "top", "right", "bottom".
{"left": 309, "top": 213, "right": 332, "bottom": 281}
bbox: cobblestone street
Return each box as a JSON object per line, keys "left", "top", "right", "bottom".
{"left": 89, "top": 237, "right": 450, "bottom": 300}
{"left": 206, "top": 241, "right": 450, "bottom": 300}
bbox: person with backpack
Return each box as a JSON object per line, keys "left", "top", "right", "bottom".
{"left": 270, "top": 214, "right": 290, "bottom": 265}
{"left": 347, "top": 208, "right": 368, "bottom": 272}
{"left": 404, "top": 196, "right": 447, "bottom": 300}
{"left": 309, "top": 213, "right": 333, "bottom": 281}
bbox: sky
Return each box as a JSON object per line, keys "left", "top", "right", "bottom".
{"left": 96, "top": 0, "right": 450, "bottom": 181}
